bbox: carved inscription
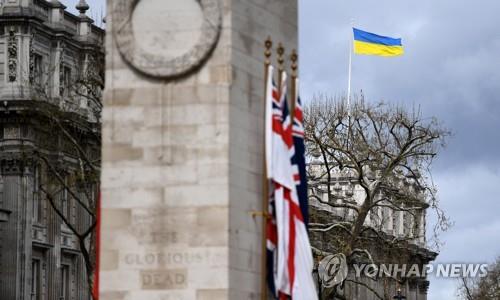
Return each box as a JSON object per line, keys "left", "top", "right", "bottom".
{"left": 129, "top": 207, "right": 194, "bottom": 245}
{"left": 141, "top": 269, "right": 187, "bottom": 290}
{"left": 112, "top": 0, "right": 222, "bottom": 78}
{"left": 131, "top": 230, "right": 179, "bottom": 245}
{"left": 122, "top": 248, "right": 227, "bottom": 268}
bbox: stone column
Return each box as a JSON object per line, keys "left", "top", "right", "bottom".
{"left": 52, "top": 41, "right": 63, "bottom": 100}
{"left": 0, "top": 161, "right": 33, "bottom": 299}
{"left": 101, "top": 1, "right": 297, "bottom": 299}
{"left": 0, "top": 172, "right": 22, "bottom": 299}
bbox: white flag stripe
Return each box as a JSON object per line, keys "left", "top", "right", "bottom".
{"left": 275, "top": 187, "right": 291, "bottom": 294}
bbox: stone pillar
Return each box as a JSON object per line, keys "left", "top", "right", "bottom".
{"left": 76, "top": 0, "right": 92, "bottom": 39}
{"left": 0, "top": 161, "right": 33, "bottom": 300}
{"left": 101, "top": 0, "right": 297, "bottom": 299}
{"left": 52, "top": 41, "right": 63, "bottom": 99}
{"left": 47, "top": 1, "right": 66, "bottom": 26}
{"left": 0, "top": 173, "right": 22, "bottom": 299}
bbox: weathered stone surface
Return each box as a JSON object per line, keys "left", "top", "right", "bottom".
{"left": 101, "top": 250, "right": 120, "bottom": 271}
{"left": 101, "top": 0, "right": 297, "bottom": 298}
{"left": 0, "top": 2, "right": 104, "bottom": 299}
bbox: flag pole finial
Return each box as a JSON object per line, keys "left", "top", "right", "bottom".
{"left": 291, "top": 49, "right": 298, "bottom": 78}
{"left": 290, "top": 49, "right": 298, "bottom": 114}
{"left": 277, "top": 43, "right": 285, "bottom": 72}
{"left": 265, "top": 37, "right": 272, "bottom": 65}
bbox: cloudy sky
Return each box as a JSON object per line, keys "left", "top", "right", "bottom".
{"left": 299, "top": 0, "right": 500, "bottom": 299}
{"left": 63, "top": 0, "right": 499, "bottom": 298}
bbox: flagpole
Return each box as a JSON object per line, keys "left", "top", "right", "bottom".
{"left": 347, "top": 21, "right": 354, "bottom": 150}
{"left": 277, "top": 43, "right": 285, "bottom": 89}
{"left": 347, "top": 21, "right": 354, "bottom": 116}
{"left": 260, "top": 36, "right": 272, "bottom": 300}
{"left": 290, "top": 50, "right": 298, "bottom": 116}
{"left": 347, "top": 37, "right": 352, "bottom": 116}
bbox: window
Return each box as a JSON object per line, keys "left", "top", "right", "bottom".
{"left": 393, "top": 210, "right": 403, "bottom": 237}
{"left": 0, "top": 176, "right": 4, "bottom": 203}
{"left": 403, "top": 211, "right": 412, "bottom": 238}
{"left": 392, "top": 210, "right": 397, "bottom": 235}
{"left": 31, "top": 259, "right": 41, "bottom": 300}
{"left": 60, "top": 264, "right": 70, "bottom": 300}
{"left": 61, "top": 177, "right": 70, "bottom": 220}
{"left": 61, "top": 189, "right": 67, "bottom": 218}
{"left": 62, "top": 66, "right": 71, "bottom": 97}
{"left": 381, "top": 206, "right": 388, "bottom": 230}
{"left": 386, "top": 208, "right": 394, "bottom": 234}
{"left": 413, "top": 210, "right": 422, "bottom": 238}
{"left": 32, "top": 166, "right": 42, "bottom": 223}
{"left": 33, "top": 54, "right": 43, "bottom": 86}
{"left": 370, "top": 206, "right": 379, "bottom": 227}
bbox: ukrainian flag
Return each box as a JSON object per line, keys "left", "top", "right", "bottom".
{"left": 353, "top": 28, "right": 404, "bottom": 57}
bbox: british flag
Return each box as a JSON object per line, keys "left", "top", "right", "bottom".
{"left": 265, "top": 65, "right": 317, "bottom": 300}
{"left": 266, "top": 67, "right": 280, "bottom": 296}
{"left": 291, "top": 78, "right": 308, "bottom": 227}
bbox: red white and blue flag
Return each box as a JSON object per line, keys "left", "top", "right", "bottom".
{"left": 291, "top": 78, "right": 308, "bottom": 228}
{"left": 265, "top": 65, "right": 317, "bottom": 300}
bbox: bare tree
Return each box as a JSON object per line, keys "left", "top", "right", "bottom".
{"left": 458, "top": 257, "right": 500, "bottom": 300}
{"left": 304, "top": 96, "right": 451, "bottom": 299}
{"left": 21, "top": 48, "right": 103, "bottom": 299}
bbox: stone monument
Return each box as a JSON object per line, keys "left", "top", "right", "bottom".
{"left": 101, "top": 0, "right": 297, "bottom": 299}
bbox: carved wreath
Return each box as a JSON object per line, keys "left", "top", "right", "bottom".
{"left": 113, "top": 0, "right": 222, "bottom": 78}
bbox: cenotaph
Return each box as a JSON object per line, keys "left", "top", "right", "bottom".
{"left": 101, "top": 0, "right": 297, "bottom": 299}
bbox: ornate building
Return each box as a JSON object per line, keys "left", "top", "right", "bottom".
{"left": 308, "top": 164, "right": 437, "bottom": 300}
{"left": 0, "top": 1, "right": 103, "bottom": 299}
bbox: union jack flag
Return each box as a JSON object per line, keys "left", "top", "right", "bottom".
{"left": 291, "top": 78, "right": 308, "bottom": 227}
{"left": 265, "top": 65, "right": 317, "bottom": 300}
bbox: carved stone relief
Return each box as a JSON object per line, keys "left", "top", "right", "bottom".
{"left": 58, "top": 42, "right": 65, "bottom": 96}
{"left": 113, "top": 0, "right": 222, "bottom": 78}
{"left": 7, "top": 28, "right": 17, "bottom": 82}
{"left": 29, "top": 30, "right": 35, "bottom": 85}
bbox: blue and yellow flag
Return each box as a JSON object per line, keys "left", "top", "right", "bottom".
{"left": 353, "top": 28, "right": 404, "bottom": 56}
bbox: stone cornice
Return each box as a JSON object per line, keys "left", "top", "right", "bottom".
{"left": 0, "top": 4, "right": 104, "bottom": 50}
{"left": 0, "top": 19, "right": 103, "bottom": 51}
{"left": 32, "top": 240, "right": 54, "bottom": 249}
{"left": 46, "top": 1, "right": 66, "bottom": 10}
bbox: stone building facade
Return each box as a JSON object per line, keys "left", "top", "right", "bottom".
{"left": 0, "top": 1, "right": 103, "bottom": 299}
{"left": 309, "top": 165, "right": 437, "bottom": 300}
